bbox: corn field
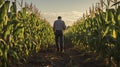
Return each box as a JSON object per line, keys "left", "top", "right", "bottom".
{"left": 65, "top": 0, "right": 120, "bottom": 67}
{"left": 0, "top": 0, "right": 54, "bottom": 67}
{"left": 1, "top": 0, "right": 120, "bottom": 67}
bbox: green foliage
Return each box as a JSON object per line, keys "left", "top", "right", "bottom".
{"left": 0, "top": 1, "right": 10, "bottom": 35}
{"left": 0, "top": 1, "right": 54, "bottom": 67}
{"left": 65, "top": 7, "right": 120, "bottom": 67}
{"left": 0, "top": 0, "right": 4, "bottom": 6}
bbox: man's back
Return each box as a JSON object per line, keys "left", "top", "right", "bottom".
{"left": 53, "top": 19, "right": 66, "bottom": 31}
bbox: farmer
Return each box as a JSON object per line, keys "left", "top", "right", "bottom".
{"left": 53, "top": 16, "right": 66, "bottom": 52}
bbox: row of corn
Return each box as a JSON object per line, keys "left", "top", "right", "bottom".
{"left": 65, "top": 3, "right": 120, "bottom": 67}
{"left": 0, "top": 0, "right": 54, "bottom": 67}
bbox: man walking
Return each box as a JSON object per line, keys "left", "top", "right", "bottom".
{"left": 53, "top": 16, "right": 66, "bottom": 52}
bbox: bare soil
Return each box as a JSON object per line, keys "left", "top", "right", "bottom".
{"left": 10, "top": 44, "right": 108, "bottom": 67}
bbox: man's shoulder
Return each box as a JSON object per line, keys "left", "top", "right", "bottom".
{"left": 54, "top": 20, "right": 64, "bottom": 23}
{"left": 62, "top": 20, "right": 64, "bottom": 22}
{"left": 54, "top": 20, "right": 58, "bottom": 22}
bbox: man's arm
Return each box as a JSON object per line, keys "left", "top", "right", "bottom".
{"left": 63, "top": 21, "right": 66, "bottom": 30}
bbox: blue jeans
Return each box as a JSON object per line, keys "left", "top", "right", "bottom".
{"left": 55, "top": 30, "right": 63, "bottom": 52}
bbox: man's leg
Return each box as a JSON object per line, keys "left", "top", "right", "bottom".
{"left": 55, "top": 34, "right": 59, "bottom": 52}
{"left": 60, "top": 33, "right": 63, "bottom": 52}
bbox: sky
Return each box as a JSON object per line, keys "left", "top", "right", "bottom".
{"left": 24, "top": 0, "right": 101, "bottom": 26}
{"left": 10, "top": 0, "right": 108, "bottom": 26}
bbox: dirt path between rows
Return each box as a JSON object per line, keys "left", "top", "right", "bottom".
{"left": 11, "top": 45, "right": 108, "bottom": 67}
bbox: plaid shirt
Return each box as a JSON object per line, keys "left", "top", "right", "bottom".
{"left": 53, "top": 19, "right": 66, "bottom": 31}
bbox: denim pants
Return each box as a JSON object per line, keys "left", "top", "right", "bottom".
{"left": 55, "top": 30, "right": 63, "bottom": 52}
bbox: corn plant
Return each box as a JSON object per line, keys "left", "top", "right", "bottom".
{"left": 0, "top": 0, "right": 55, "bottom": 67}
{"left": 65, "top": 3, "right": 120, "bottom": 67}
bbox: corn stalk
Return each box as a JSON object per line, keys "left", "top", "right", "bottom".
{"left": 65, "top": 3, "right": 120, "bottom": 67}
{"left": 0, "top": 0, "right": 55, "bottom": 67}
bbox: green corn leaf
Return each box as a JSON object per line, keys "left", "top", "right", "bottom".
{"left": 8, "top": 50, "right": 19, "bottom": 61}
{"left": 10, "top": 1, "right": 17, "bottom": 14}
{"left": 3, "top": 49, "right": 8, "bottom": 62}
{"left": 118, "top": 14, "right": 120, "bottom": 22}
{"left": 105, "top": 10, "right": 113, "bottom": 24}
{"left": 0, "top": 48, "right": 3, "bottom": 56}
{"left": 108, "top": 9, "right": 116, "bottom": 25}
{"left": 0, "top": 1, "right": 10, "bottom": 28}
{"left": 103, "top": 25, "right": 111, "bottom": 37}
{"left": 3, "top": 24, "right": 13, "bottom": 40}
{"left": 13, "top": 27, "right": 24, "bottom": 36}
{"left": 0, "top": 1, "right": 10, "bottom": 18}
{"left": 22, "top": 7, "right": 27, "bottom": 18}
{"left": 112, "top": 29, "right": 116, "bottom": 38}
{"left": 0, "top": 0, "right": 4, "bottom": 6}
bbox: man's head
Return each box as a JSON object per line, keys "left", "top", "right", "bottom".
{"left": 58, "top": 16, "right": 62, "bottom": 19}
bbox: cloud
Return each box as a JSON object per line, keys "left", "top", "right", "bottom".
{"left": 41, "top": 11, "right": 83, "bottom": 26}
